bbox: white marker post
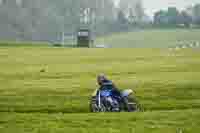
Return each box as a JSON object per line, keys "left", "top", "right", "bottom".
{"left": 196, "top": 41, "right": 200, "bottom": 47}
{"left": 190, "top": 43, "right": 193, "bottom": 48}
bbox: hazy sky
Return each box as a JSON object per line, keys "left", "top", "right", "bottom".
{"left": 143, "top": 0, "right": 200, "bottom": 17}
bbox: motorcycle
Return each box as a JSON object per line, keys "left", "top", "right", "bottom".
{"left": 90, "top": 89, "right": 141, "bottom": 112}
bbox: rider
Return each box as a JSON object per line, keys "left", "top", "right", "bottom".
{"left": 97, "top": 74, "right": 121, "bottom": 99}
{"left": 96, "top": 74, "right": 133, "bottom": 112}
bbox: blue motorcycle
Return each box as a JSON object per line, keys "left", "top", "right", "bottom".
{"left": 90, "top": 89, "right": 140, "bottom": 112}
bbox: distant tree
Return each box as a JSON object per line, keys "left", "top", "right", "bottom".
{"left": 117, "top": 10, "right": 127, "bottom": 24}
{"left": 154, "top": 7, "right": 182, "bottom": 27}
{"left": 127, "top": 8, "right": 136, "bottom": 24}
{"left": 167, "top": 7, "right": 180, "bottom": 25}
{"left": 179, "top": 11, "right": 193, "bottom": 27}
{"left": 134, "top": 1, "right": 145, "bottom": 22}
{"left": 119, "top": 0, "right": 145, "bottom": 24}
{"left": 193, "top": 4, "right": 200, "bottom": 25}
{"left": 154, "top": 10, "right": 168, "bottom": 25}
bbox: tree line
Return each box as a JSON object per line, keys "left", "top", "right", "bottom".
{"left": 0, "top": 0, "right": 145, "bottom": 42}
{"left": 154, "top": 4, "right": 200, "bottom": 28}
{"left": 0, "top": 0, "right": 199, "bottom": 42}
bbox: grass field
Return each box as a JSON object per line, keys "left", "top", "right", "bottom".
{"left": 96, "top": 29, "right": 200, "bottom": 48}
{"left": 1, "top": 110, "right": 200, "bottom": 133}
{"left": 0, "top": 29, "right": 200, "bottom": 133}
{"left": 0, "top": 47, "right": 200, "bottom": 132}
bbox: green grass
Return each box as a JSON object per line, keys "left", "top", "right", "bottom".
{"left": 96, "top": 29, "right": 200, "bottom": 48}
{"left": 1, "top": 110, "right": 200, "bottom": 133}
{"left": 0, "top": 48, "right": 200, "bottom": 132}
{"left": 0, "top": 41, "right": 50, "bottom": 47}
{"left": 1, "top": 48, "right": 200, "bottom": 113}
{"left": 1, "top": 30, "right": 200, "bottom": 132}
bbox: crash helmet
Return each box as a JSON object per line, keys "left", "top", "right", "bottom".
{"left": 97, "top": 73, "right": 107, "bottom": 85}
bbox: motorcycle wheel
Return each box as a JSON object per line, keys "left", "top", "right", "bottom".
{"left": 122, "top": 97, "right": 138, "bottom": 112}
{"left": 90, "top": 97, "right": 98, "bottom": 112}
{"left": 89, "top": 97, "right": 107, "bottom": 112}
{"left": 104, "top": 97, "right": 120, "bottom": 112}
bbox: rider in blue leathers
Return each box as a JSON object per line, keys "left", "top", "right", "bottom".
{"left": 97, "top": 74, "right": 121, "bottom": 100}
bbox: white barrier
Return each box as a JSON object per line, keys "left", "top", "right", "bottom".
{"left": 95, "top": 44, "right": 107, "bottom": 48}
{"left": 169, "top": 41, "right": 200, "bottom": 51}
{"left": 182, "top": 46, "right": 186, "bottom": 49}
